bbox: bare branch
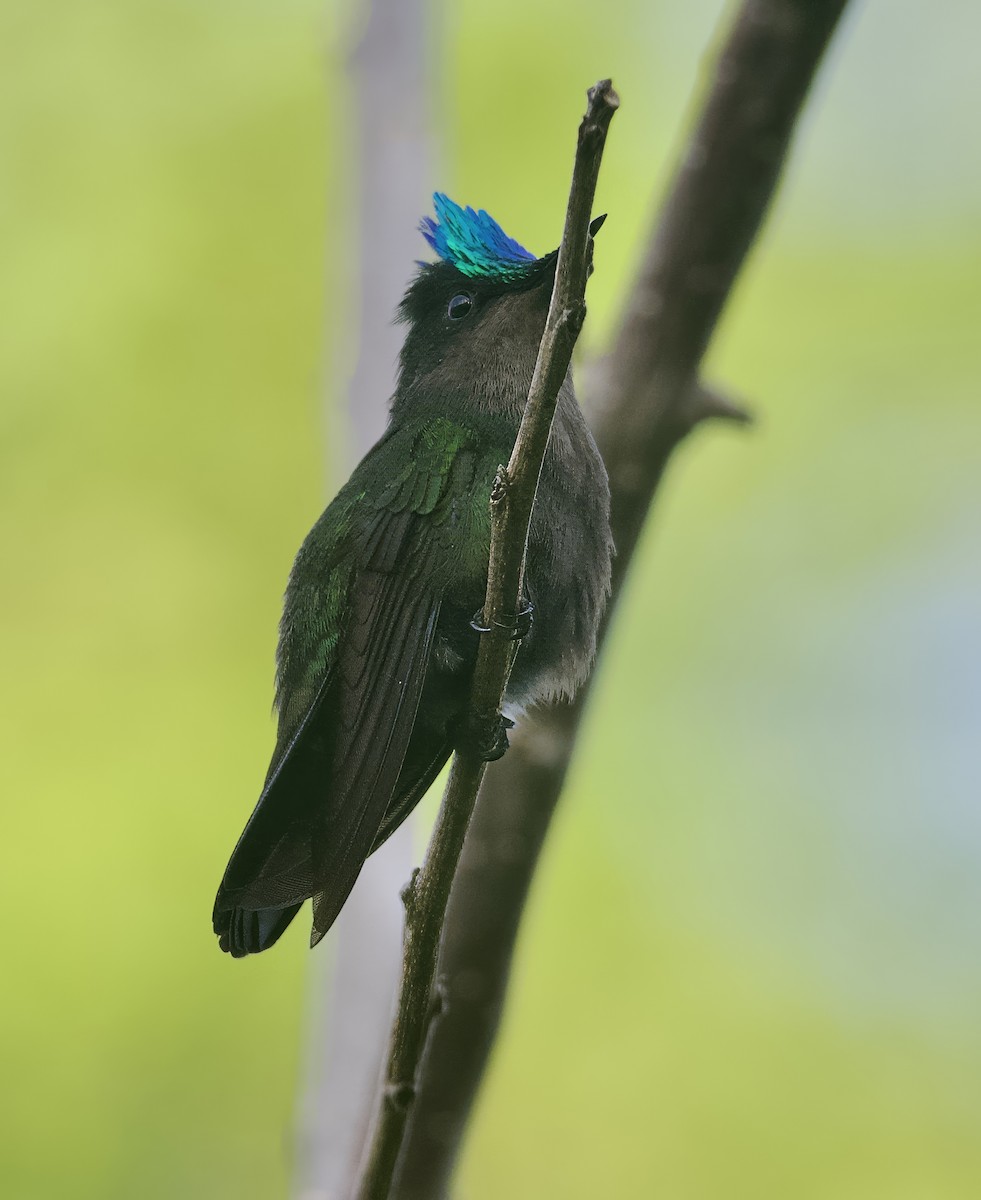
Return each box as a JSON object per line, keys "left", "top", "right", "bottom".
{"left": 394, "top": 3, "right": 851, "bottom": 1195}
{"left": 352, "top": 79, "right": 619, "bottom": 1200}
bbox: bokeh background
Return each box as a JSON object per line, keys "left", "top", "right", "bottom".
{"left": 3, "top": 0, "right": 980, "bottom": 1196}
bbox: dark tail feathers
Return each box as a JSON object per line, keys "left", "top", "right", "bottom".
{"left": 213, "top": 895, "right": 303, "bottom": 958}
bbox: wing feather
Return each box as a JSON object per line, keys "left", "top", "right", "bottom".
{"left": 214, "top": 520, "right": 443, "bottom": 948}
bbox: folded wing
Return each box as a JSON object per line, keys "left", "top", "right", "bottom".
{"left": 213, "top": 419, "right": 480, "bottom": 956}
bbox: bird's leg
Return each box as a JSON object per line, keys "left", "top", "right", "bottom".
{"left": 460, "top": 597, "right": 532, "bottom": 760}
{"left": 456, "top": 710, "right": 514, "bottom": 762}
{"left": 469, "top": 597, "right": 534, "bottom": 643}
{"left": 509, "top": 597, "right": 535, "bottom": 640}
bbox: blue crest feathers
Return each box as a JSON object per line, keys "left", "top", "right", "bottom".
{"left": 420, "top": 193, "right": 537, "bottom": 280}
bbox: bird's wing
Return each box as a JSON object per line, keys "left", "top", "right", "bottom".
{"left": 213, "top": 419, "right": 481, "bottom": 954}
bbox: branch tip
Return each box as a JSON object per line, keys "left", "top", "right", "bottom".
{"left": 684, "top": 382, "right": 754, "bottom": 429}
{"left": 587, "top": 78, "right": 620, "bottom": 117}
{"left": 400, "top": 868, "right": 421, "bottom": 914}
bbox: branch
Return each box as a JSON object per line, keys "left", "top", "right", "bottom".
{"left": 393, "top": 2, "right": 852, "bottom": 1195}
{"left": 352, "top": 79, "right": 619, "bottom": 1200}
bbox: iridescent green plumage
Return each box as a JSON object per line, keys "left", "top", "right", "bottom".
{"left": 275, "top": 417, "right": 496, "bottom": 734}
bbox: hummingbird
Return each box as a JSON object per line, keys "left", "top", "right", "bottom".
{"left": 213, "top": 194, "right": 612, "bottom": 956}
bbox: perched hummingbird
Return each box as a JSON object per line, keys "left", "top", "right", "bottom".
{"left": 213, "top": 195, "right": 612, "bottom": 956}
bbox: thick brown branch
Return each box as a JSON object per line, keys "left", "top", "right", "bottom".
{"left": 393, "top": 3, "right": 851, "bottom": 1196}
{"left": 352, "top": 79, "right": 619, "bottom": 1200}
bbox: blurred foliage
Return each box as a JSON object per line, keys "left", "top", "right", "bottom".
{"left": 2, "top": 0, "right": 980, "bottom": 1197}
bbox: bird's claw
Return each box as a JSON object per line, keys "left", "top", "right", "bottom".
{"left": 469, "top": 609, "right": 492, "bottom": 634}
{"left": 458, "top": 711, "right": 515, "bottom": 762}
{"left": 510, "top": 597, "right": 534, "bottom": 641}
{"left": 469, "top": 597, "right": 534, "bottom": 642}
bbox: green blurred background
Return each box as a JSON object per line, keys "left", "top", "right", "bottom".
{"left": 3, "top": 0, "right": 980, "bottom": 1196}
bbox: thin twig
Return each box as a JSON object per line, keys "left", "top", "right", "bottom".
{"left": 393, "top": 2, "right": 852, "bottom": 1195}
{"left": 352, "top": 78, "right": 619, "bottom": 1200}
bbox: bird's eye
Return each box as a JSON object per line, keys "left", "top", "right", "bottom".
{"left": 447, "top": 293, "right": 474, "bottom": 321}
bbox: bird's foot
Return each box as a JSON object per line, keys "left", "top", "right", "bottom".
{"left": 469, "top": 597, "right": 534, "bottom": 642}
{"left": 457, "top": 710, "right": 515, "bottom": 762}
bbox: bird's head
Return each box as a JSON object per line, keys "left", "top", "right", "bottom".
{"left": 394, "top": 194, "right": 580, "bottom": 413}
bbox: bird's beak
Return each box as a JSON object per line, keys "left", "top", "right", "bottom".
{"left": 586, "top": 213, "right": 607, "bottom": 278}
{"left": 540, "top": 213, "right": 608, "bottom": 288}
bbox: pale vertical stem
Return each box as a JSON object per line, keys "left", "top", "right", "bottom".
{"left": 343, "top": 0, "right": 441, "bottom": 456}
{"left": 292, "top": 1, "right": 441, "bottom": 1197}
